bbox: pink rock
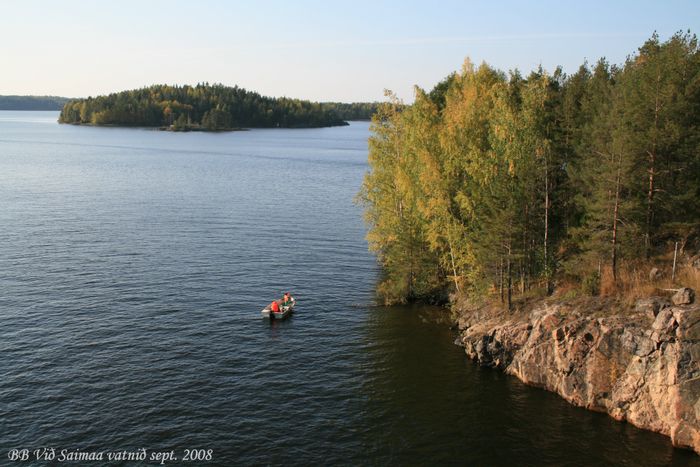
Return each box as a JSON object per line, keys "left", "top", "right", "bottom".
{"left": 456, "top": 302, "right": 700, "bottom": 455}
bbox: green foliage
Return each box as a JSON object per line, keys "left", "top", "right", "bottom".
{"left": 560, "top": 288, "right": 581, "bottom": 301}
{"left": 361, "top": 32, "right": 700, "bottom": 305}
{"left": 358, "top": 92, "right": 444, "bottom": 304}
{"left": 616, "top": 32, "right": 700, "bottom": 255}
{"left": 427, "top": 72, "right": 457, "bottom": 111}
{"left": 320, "top": 102, "right": 381, "bottom": 120}
{"left": 582, "top": 271, "right": 601, "bottom": 296}
{"left": 58, "top": 84, "right": 379, "bottom": 130}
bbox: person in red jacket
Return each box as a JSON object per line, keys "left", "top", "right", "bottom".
{"left": 270, "top": 300, "right": 280, "bottom": 313}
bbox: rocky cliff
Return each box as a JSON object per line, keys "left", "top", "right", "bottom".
{"left": 455, "top": 290, "right": 700, "bottom": 454}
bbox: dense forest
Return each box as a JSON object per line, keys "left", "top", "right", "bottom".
{"left": 58, "top": 84, "right": 379, "bottom": 130}
{"left": 359, "top": 32, "right": 700, "bottom": 306}
{"left": 0, "top": 95, "right": 69, "bottom": 110}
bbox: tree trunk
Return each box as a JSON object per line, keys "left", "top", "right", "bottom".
{"left": 409, "top": 228, "right": 415, "bottom": 300}
{"left": 448, "top": 238, "right": 460, "bottom": 293}
{"left": 529, "top": 237, "right": 535, "bottom": 291}
{"left": 544, "top": 149, "right": 552, "bottom": 295}
{"left": 645, "top": 72, "right": 661, "bottom": 259}
{"left": 645, "top": 151, "right": 656, "bottom": 259}
{"left": 506, "top": 242, "right": 512, "bottom": 311}
{"left": 611, "top": 151, "right": 622, "bottom": 282}
{"left": 499, "top": 257, "right": 504, "bottom": 303}
{"left": 523, "top": 205, "right": 529, "bottom": 294}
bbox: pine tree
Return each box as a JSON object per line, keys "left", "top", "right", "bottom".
{"left": 360, "top": 32, "right": 700, "bottom": 304}
{"left": 617, "top": 32, "right": 700, "bottom": 257}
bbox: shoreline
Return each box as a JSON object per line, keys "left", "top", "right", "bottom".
{"left": 451, "top": 293, "right": 700, "bottom": 454}
{"left": 56, "top": 121, "right": 350, "bottom": 131}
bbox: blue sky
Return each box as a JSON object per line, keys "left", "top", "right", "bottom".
{"left": 0, "top": 0, "right": 697, "bottom": 102}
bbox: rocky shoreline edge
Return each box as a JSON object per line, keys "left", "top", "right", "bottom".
{"left": 452, "top": 288, "right": 700, "bottom": 454}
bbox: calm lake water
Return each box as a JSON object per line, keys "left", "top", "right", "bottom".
{"left": 1, "top": 111, "right": 697, "bottom": 466}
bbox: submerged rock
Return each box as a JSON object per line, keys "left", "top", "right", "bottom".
{"left": 456, "top": 300, "right": 700, "bottom": 454}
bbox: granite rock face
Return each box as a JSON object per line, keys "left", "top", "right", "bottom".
{"left": 457, "top": 298, "right": 700, "bottom": 454}
{"left": 673, "top": 287, "right": 696, "bottom": 306}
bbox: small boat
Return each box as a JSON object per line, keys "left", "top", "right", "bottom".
{"left": 261, "top": 298, "right": 296, "bottom": 319}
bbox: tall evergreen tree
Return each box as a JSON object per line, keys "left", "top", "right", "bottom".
{"left": 360, "top": 32, "right": 700, "bottom": 304}
{"left": 616, "top": 32, "right": 700, "bottom": 257}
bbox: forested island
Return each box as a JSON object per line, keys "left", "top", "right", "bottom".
{"left": 360, "top": 31, "right": 699, "bottom": 306}
{"left": 0, "top": 95, "right": 70, "bottom": 110}
{"left": 58, "top": 84, "right": 379, "bottom": 130}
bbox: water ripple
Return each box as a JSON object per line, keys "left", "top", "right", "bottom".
{"left": 0, "top": 114, "right": 696, "bottom": 466}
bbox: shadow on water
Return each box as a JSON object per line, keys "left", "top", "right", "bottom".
{"left": 263, "top": 313, "right": 295, "bottom": 334}
{"left": 357, "top": 304, "right": 699, "bottom": 466}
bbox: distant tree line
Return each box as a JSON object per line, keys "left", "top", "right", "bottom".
{"left": 58, "top": 83, "right": 379, "bottom": 130}
{"left": 359, "top": 32, "right": 700, "bottom": 306}
{"left": 319, "top": 102, "right": 380, "bottom": 120}
{"left": 0, "top": 95, "right": 69, "bottom": 110}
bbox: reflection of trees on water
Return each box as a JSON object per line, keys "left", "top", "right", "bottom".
{"left": 356, "top": 305, "right": 687, "bottom": 465}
